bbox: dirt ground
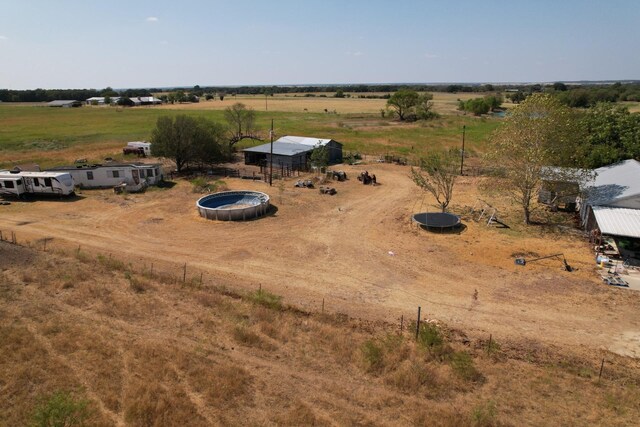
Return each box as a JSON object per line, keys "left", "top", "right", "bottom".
{"left": 1, "top": 163, "right": 638, "bottom": 361}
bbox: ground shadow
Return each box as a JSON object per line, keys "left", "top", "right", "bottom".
{"left": 418, "top": 222, "right": 468, "bottom": 235}
{"left": 1, "top": 193, "right": 86, "bottom": 203}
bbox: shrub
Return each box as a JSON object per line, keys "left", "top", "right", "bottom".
{"left": 31, "top": 390, "right": 92, "bottom": 427}
{"left": 417, "top": 322, "right": 443, "bottom": 349}
{"left": 471, "top": 400, "right": 498, "bottom": 427}
{"left": 361, "top": 339, "right": 384, "bottom": 373}
{"left": 247, "top": 289, "right": 282, "bottom": 310}
{"left": 450, "top": 351, "right": 483, "bottom": 382}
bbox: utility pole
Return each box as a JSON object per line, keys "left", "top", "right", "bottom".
{"left": 460, "top": 125, "right": 466, "bottom": 176}
{"left": 269, "top": 119, "right": 274, "bottom": 186}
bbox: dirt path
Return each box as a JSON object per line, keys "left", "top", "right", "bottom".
{"left": 1, "top": 163, "right": 638, "bottom": 359}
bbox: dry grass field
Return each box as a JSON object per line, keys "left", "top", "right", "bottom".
{"left": 1, "top": 162, "right": 640, "bottom": 424}
{"left": 156, "top": 92, "right": 486, "bottom": 115}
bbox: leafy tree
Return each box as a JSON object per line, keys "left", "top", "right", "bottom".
{"left": 553, "top": 82, "right": 568, "bottom": 92}
{"left": 151, "top": 115, "right": 229, "bottom": 172}
{"left": 224, "top": 103, "right": 257, "bottom": 147}
{"left": 387, "top": 89, "right": 419, "bottom": 120}
{"left": 309, "top": 144, "right": 329, "bottom": 169}
{"left": 411, "top": 150, "right": 459, "bottom": 212}
{"left": 507, "top": 91, "right": 527, "bottom": 104}
{"left": 218, "top": 92, "right": 225, "bottom": 101}
{"left": 488, "top": 93, "right": 585, "bottom": 224}
{"left": 334, "top": 89, "right": 345, "bottom": 98}
{"left": 386, "top": 90, "right": 434, "bottom": 121}
{"left": 577, "top": 103, "right": 640, "bottom": 168}
{"left": 103, "top": 95, "right": 111, "bottom": 105}
{"left": 31, "top": 390, "right": 92, "bottom": 427}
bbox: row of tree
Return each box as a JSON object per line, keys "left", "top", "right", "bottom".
{"left": 4, "top": 82, "right": 639, "bottom": 103}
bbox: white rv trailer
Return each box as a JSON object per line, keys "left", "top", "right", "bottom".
{"left": 0, "top": 170, "right": 75, "bottom": 197}
{"left": 48, "top": 163, "right": 163, "bottom": 192}
{"left": 126, "top": 141, "right": 152, "bottom": 156}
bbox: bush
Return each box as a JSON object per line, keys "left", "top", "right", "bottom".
{"left": 471, "top": 400, "right": 498, "bottom": 427}
{"left": 247, "top": 289, "right": 283, "bottom": 310}
{"left": 361, "top": 339, "right": 384, "bottom": 373}
{"left": 31, "top": 390, "right": 92, "bottom": 427}
{"left": 417, "top": 322, "right": 443, "bottom": 349}
{"left": 450, "top": 351, "right": 483, "bottom": 382}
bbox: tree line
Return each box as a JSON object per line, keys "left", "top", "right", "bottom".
{"left": 4, "top": 82, "right": 639, "bottom": 103}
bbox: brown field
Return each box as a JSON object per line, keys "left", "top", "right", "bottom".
{"left": 156, "top": 92, "right": 487, "bottom": 115}
{"left": 1, "top": 162, "right": 640, "bottom": 425}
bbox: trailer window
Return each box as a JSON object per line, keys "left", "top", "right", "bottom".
{"left": 34, "top": 177, "right": 40, "bottom": 186}
{"left": 44, "top": 178, "right": 52, "bottom": 187}
{"left": 87, "top": 171, "right": 94, "bottom": 180}
{"left": 5, "top": 181, "right": 14, "bottom": 189}
{"left": 112, "top": 170, "right": 120, "bottom": 178}
{"left": 148, "top": 169, "right": 154, "bottom": 177}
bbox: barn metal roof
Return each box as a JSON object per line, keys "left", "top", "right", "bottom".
{"left": 47, "top": 100, "right": 80, "bottom": 107}
{"left": 276, "top": 136, "right": 338, "bottom": 147}
{"left": 585, "top": 159, "right": 640, "bottom": 206}
{"left": 592, "top": 206, "right": 640, "bottom": 238}
{"left": 242, "top": 142, "right": 312, "bottom": 156}
{"left": 242, "top": 135, "right": 340, "bottom": 157}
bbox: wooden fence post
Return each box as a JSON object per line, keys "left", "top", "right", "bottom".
{"left": 415, "top": 306, "right": 421, "bottom": 340}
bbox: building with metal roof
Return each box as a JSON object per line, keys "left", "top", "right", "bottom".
{"left": 242, "top": 136, "right": 342, "bottom": 170}
{"left": 47, "top": 100, "right": 82, "bottom": 108}
{"left": 580, "top": 159, "right": 640, "bottom": 263}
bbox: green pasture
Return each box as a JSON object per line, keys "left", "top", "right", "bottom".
{"left": 0, "top": 105, "right": 500, "bottom": 168}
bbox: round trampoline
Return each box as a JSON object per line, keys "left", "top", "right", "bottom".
{"left": 196, "top": 190, "right": 270, "bottom": 221}
{"left": 412, "top": 212, "right": 461, "bottom": 232}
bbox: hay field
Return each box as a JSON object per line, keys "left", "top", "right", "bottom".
{"left": 0, "top": 104, "right": 500, "bottom": 169}
{"left": 156, "top": 92, "right": 486, "bottom": 115}
{"left": 1, "top": 163, "right": 639, "bottom": 425}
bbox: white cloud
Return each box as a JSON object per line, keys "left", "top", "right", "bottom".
{"left": 159, "top": 40, "right": 169, "bottom": 45}
{"left": 0, "top": 35, "right": 8, "bottom": 40}
{"left": 146, "top": 16, "right": 159, "bottom": 22}
{"left": 424, "top": 53, "right": 438, "bottom": 59}
{"left": 346, "top": 51, "right": 364, "bottom": 57}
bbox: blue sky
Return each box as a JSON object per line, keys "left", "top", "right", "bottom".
{"left": 0, "top": 0, "right": 639, "bottom": 89}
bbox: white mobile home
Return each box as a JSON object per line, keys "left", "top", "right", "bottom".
{"left": 0, "top": 170, "right": 75, "bottom": 197}
{"left": 48, "top": 163, "right": 163, "bottom": 192}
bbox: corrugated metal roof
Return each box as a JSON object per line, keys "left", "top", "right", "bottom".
{"left": 243, "top": 142, "right": 312, "bottom": 156}
{"left": 585, "top": 159, "right": 640, "bottom": 205}
{"left": 592, "top": 206, "right": 640, "bottom": 238}
{"left": 47, "top": 100, "right": 80, "bottom": 106}
{"left": 276, "top": 136, "right": 336, "bottom": 147}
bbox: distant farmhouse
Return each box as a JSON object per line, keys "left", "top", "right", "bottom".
{"left": 85, "top": 96, "right": 121, "bottom": 105}
{"left": 129, "top": 96, "right": 163, "bottom": 106}
{"left": 47, "top": 100, "right": 82, "bottom": 108}
{"left": 243, "top": 136, "right": 343, "bottom": 170}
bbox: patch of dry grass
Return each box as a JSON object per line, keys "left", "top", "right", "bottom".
{"left": 0, "top": 240, "right": 639, "bottom": 425}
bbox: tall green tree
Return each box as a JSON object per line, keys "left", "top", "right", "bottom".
{"left": 488, "top": 93, "right": 585, "bottom": 224}
{"left": 386, "top": 90, "right": 433, "bottom": 121}
{"left": 151, "top": 115, "right": 229, "bottom": 173}
{"left": 411, "top": 150, "right": 459, "bottom": 212}
{"left": 577, "top": 103, "right": 640, "bottom": 168}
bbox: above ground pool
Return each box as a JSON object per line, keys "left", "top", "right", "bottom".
{"left": 196, "top": 190, "right": 270, "bottom": 221}
{"left": 412, "top": 212, "right": 461, "bottom": 232}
